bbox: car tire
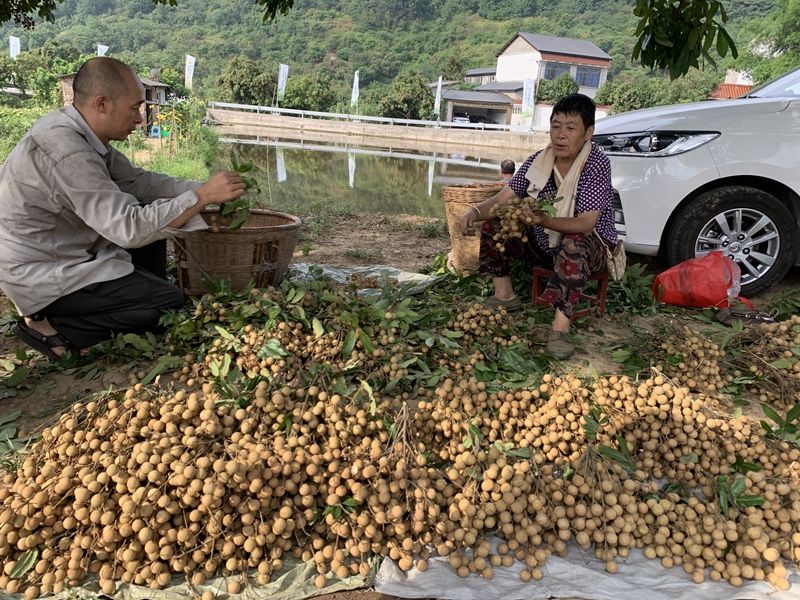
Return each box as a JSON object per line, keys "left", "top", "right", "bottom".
{"left": 665, "top": 186, "right": 798, "bottom": 296}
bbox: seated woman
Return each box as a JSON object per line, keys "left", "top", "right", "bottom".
{"left": 458, "top": 94, "right": 617, "bottom": 359}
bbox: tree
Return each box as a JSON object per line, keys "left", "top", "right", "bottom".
{"left": 632, "top": 0, "right": 737, "bottom": 79}
{"left": 0, "top": 0, "right": 294, "bottom": 27}
{"left": 595, "top": 68, "right": 721, "bottom": 113}
{"left": 0, "top": 0, "right": 749, "bottom": 79}
{"left": 377, "top": 69, "right": 432, "bottom": 120}
{"left": 215, "top": 55, "right": 276, "bottom": 106}
{"left": 536, "top": 73, "right": 579, "bottom": 104}
{"left": 280, "top": 72, "right": 337, "bottom": 112}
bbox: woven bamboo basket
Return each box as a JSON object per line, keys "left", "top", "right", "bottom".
{"left": 444, "top": 183, "right": 505, "bottom": 274}
{"left": 169, "top": 208, "right": 301, "bottom": 296}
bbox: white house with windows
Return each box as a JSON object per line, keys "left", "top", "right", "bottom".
{"left": 493, "top": 32, "right": 611, "bottom": 98}
{"left": 447, "top": 32, "right": 611, "bottom": 127}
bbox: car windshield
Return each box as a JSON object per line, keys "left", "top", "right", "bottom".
{"left": 745, "top": 67, "right": 800, "bottom": 98}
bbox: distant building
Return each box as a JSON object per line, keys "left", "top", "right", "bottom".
{"left": 464, "top": 67, "right": 496, "bottom": 86}
{"left": 59, "top": 72, "right": 170, "bottom": 131}
{"left": 449, "top": 32, "right": 612, "bottom": 128}
{"left": 708, "top": 83, "right": 753, "bottom": 100}
{"left": 495, "top": 32, "right": 611, "bottom": 99}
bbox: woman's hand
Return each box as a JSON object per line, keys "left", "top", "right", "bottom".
{"left": 459, "top": 206, "right": 480, "bottom": 236}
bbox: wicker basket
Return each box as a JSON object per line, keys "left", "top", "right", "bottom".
{"left": 444, "top": 183, "right": 505, "bottom": 274}
{"left": 169, "top": 208, "right": 301, "bottom": 296}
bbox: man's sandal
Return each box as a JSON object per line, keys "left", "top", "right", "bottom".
{"left": 12, "top": 322, "right": 72, "bottom": 363}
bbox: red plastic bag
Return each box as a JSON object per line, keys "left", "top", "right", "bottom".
{"left": 653, "top": 252, "right": 752, "bottom": 309}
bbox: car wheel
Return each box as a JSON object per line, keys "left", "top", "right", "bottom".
{"left": 665, "top": 186, "right": 798, "bottom": 296}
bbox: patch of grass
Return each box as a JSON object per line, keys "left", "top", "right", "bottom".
{"left": 420, "top": 220, "right": 447, "bottom": 238}
{"left": 142, "top": 150, "right": 210, "bottom": 181}
{"left": 343, "top": 248, "right": 383, "bottom": 263}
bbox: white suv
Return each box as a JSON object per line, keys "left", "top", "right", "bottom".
{"left": 593, "top": 67, "right": 800, "bottom": 295}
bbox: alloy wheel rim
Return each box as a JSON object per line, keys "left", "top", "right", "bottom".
{"left": 694, "top": 207, "right": 781, "bottom": 286}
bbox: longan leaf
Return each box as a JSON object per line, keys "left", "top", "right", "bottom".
{"left": 312, "top": 318, "right": 325, "bottom": 337}
{"left": 258, "top": 339, "right": 288, "bottom": 360}
{"left": 786, "top": 402, "right": 800, "bottom": 424}
{"left": 229, "top": 209, "right": 249, "bottom": 231}
{"left": 730, "top": 476, "right": 746, "bottom": 497}
{"left": 10, "top": 548, "right": 37, "bottom": 579}
{"left": 342, "top": 331, "right": 357, "bottom": 357}
{"left": 141, "top": 355, "right": 182, "bottom": 386}
{"left": 734, "top": 494, "right": 765, "bottom": 508}
{"left": 358, "top": 329, "right": 375, "bottom": 354}
{"left": 769, "top": 358, "right": 793, "bottom": 370}
{"left": 506, "top": 447, "right": 531, "bottom": 459}
{"left": 0, "top": 411, "right": 21, "bottom": 427}
{"left": 611, "top": 349, "right": 632, "bottom": 363}
{"left": 760, "top": 404, "right": 784, "bottom": 426}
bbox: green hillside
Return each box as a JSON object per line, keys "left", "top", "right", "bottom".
{"left": 0, "top": 0, "right": 779, "bottom": 97}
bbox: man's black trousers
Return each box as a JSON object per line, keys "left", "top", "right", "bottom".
{"left": 34, "top": 240, "right": 185, "bottom": 350}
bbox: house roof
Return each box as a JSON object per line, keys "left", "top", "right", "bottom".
{"left": 709, "top": 83, "right": 752, "bottom": 99}
{"left": 498, "top": 32, "right": 611, "bottom": 62}
{"left": 427, "top": 79, "right": 460, "bottom": 89}
{"left": 465, "top": 67, "right": 497, "bottom": 76}
{"left": 57, "top": 73, "right": 170, "bottom": 88}
{"left": 140, "top": 77, "right": 170, "bottom": 88}
{"left": 475, "top": 81, "right": 524, "bottom": 92}
{"left": 443, "top": 90, "right": 513, "bottom": 104}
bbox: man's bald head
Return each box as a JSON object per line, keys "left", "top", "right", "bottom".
{"left": 73, "top": 57, "right": 140, "bottom": 106}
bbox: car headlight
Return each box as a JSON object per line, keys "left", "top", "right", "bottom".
{"left": 593, "top": 131, "right": 719, "bottom": 157}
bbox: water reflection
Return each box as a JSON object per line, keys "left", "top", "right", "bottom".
{"left": 215, "top": 138, "right": 504, "bottom": 218}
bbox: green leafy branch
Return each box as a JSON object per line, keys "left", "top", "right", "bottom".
{"left": 220, "top": 158, "right": 261, "bottom": 231}
{"left": 715, "top": 475, "right": 764, "bottom": 516}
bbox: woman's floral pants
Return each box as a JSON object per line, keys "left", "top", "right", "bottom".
{"left": 478, "top": 218, "right": 607, "bottom": 319}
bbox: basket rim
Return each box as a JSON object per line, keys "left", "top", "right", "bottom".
{"left": 443, "top": 182, "right": 506, "bottom": 190}
{"left": 166, "top": 207, "right": 301, "bottom": 237}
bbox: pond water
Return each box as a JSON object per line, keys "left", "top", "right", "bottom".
{"left": 216, "top": 138, "right": 509, "bottom": 219}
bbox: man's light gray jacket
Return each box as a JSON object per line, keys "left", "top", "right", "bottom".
{"left": 0, "top": 106, "right": 200, "bottom": 315}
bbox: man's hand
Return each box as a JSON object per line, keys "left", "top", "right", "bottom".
{"left": 196, "top": 171, "right": 246, "bottom": 206}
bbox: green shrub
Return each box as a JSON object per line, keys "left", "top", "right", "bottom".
{"left": 0, "top": 106, "right": 47, "bottom": 163}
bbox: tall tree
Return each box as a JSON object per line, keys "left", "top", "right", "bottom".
{"left": 537, "top": 73, "right": 579, "bottom": 104}
{"left": 215, "top": 55, "right": 277, "bottom": 106}
{"left": 377, "top": 69, "right": 432, "bottom": 120}
{"left": 280, "top": 71, "right": 337, "bottom": 112}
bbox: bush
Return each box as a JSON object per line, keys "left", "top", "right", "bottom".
{"left": 0, "top": 106, "right": 47, "bottom": 163}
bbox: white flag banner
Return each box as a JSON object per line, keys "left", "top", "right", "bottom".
{"left": 9, "top": 36, "right": 20, "bottom": 59}
{"left": 348, "top": 152, "right": 356, "bottom": 189}
{"left": 350, "top": 70, "right": 360, "bottom": 108}
{"left": 520, "top": 78, "right": 536, "bottom": 131}
{"left": 97, "top": 44, "right": 109, "bottom": 56}
{"left": 276, "top": 148, "right": 287, "bottom": 183}
{"left": 427, "top": 156, "right": 436, "bottom": 197}
{"left": 521, "top": 79, "right": 535, "bottom": 114}
{"left": 433, "top": 76, "right": 443, "bottom": 116}
{"left": 184, "top": 55, "right": 196, "bottom": 90}
{"left": 277, "top": 63, "right": 289, "bottom": 102}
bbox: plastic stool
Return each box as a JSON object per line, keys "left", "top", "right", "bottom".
{"left": 532, "top": 266, "right": 609, "bottom": 319}
{"left": 149, "top": 125, "right": 161, "bottom": 138}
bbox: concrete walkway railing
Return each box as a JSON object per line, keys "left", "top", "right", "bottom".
{"left": 207, "top": 103, "right": 549, "bottom": 156}
{"left": 207, "top": 101, "right": 532, "bottom": 132}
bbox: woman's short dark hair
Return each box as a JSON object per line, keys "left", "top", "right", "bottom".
{"left": 551, "top": 93, "right": 596, "bottom": 129}
{"left": 500, "top": 159, "right": 515, "bottom": 175}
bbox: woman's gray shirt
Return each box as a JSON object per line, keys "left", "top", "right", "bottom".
{"left": 0, "top": 105, "right": 201, "bottom": 315}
